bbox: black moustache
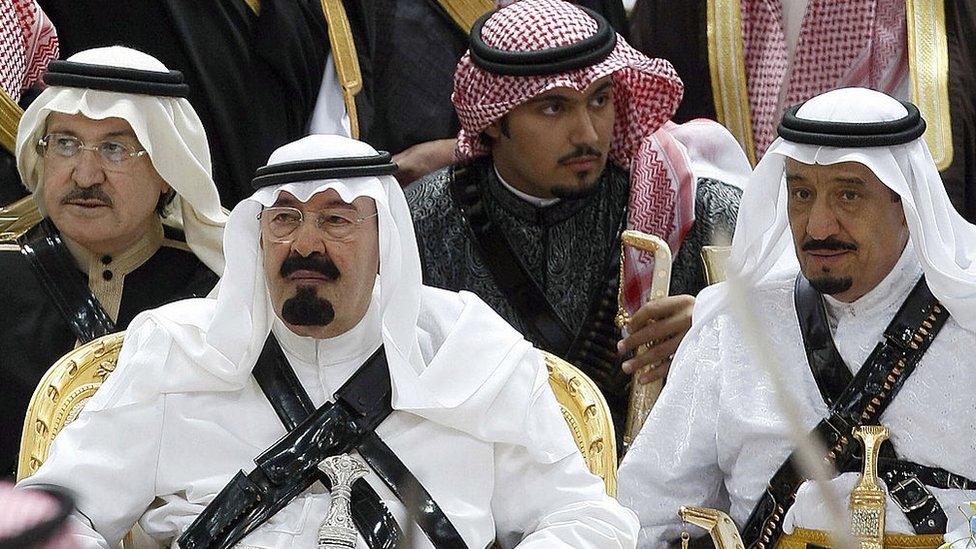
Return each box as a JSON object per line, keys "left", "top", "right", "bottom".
{"left": 802, "top": 237, "right": 858, "bottom": 252}
{"left": 279, "top": 253, "right": 340, "bottom": 279}
{"left": 61, "top": 186, "right": 112, "bottom": 206}
{"left": 557, "top": 145, "right": 603, "bottom": 164}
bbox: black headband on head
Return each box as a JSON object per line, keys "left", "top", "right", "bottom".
{"left": 43, "top": 60, "right": 190, "bottom": 98}
{"left": 251, "top": 152, "right": 398, "bottom": 189}
{"left": 469, "top": 6, "right": 617, "bottom": 76}
{"left": 777, "top": 100, "right": 926, "bottom": 147}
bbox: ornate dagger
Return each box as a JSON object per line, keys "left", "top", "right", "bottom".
{"left": 850, "top": 425, "right": 890, "bottom": 549}
{"left": 318, "top": 454, "right": 370, "bottom": 549}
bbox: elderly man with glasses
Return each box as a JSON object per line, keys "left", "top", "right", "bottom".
{"left": 17, "top": 134, "right": 638, "bottom": 548}
{"left": 0, "top": 45, "right": 226, "bottom": 477}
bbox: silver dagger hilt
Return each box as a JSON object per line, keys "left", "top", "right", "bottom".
{"left": 317, "top": 454, "right": 369, "bottom": 549}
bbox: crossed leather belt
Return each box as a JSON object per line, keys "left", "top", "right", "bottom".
{"left": 741, "top": 275, "right": 964, "bottom": 547}
{"left": 178, "top": 337, "right": 466, "bottom": 549}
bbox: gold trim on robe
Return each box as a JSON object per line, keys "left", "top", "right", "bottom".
{"left": 244, "top": 0, "right": 260, "bottom": 15}
{"left": 0, "top": 196, "right": 41, "bottom": 241}
{"left": 433, "top": 0, "right": 493, "bottom": 33}
{"left": 0, "top": 87, "right": 23, "bottom": 155}
{"left": 706, "top": 0, "right": 757, "bottom": 166}
{"left": 907, "top": 0, "right": 952, "bottom": 170}
{"left": 320, "top": 0, "right": 364, "bottom": 138}
{"left": 777, "top": 527, "right": 944, "bottom": 549}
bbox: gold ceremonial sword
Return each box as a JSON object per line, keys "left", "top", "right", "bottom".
{"left": 850, "top": 425, "right": 890, "bottom": 549}
{"left": 678, "top": 506, "right": 745, "bottom": 549}
{"left": 616, "top": 229, "right": 672, "bottom": 454}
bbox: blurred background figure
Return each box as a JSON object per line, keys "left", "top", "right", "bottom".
{"left": 0, "top": 482, "right": 76, "bottom": 549}
{"left": 628, "top": 0, "right": 976, "bottom": 222}
{"left": 31, "top": 0, "right": 367, "bottom": 207}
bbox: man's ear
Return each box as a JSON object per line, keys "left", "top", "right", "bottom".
{"left": 484, "top": 120, "right": 503, "bottom": 140}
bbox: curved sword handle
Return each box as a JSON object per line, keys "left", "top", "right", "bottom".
{"left": 617, "top": 230, "right": 672, "bottom": 454}
{"left": 678, "top": 506, "right": 746, "bottom": 549}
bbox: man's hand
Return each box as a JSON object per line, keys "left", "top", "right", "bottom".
{"left": 617, "top": 294, "right": 695, "bottom": 385}
{"left": 392, "top": 138, "right": 458, "bottom": 186}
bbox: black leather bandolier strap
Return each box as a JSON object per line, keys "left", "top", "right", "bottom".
{"left": 178, "top": 337, "right": 467, "bottom": 549}
{"left": 17, "top": 218, "right": 115, "bottom": 343}
{"left": 449, "top": 165, "right": 575, "bottom": 355}
{"left": 564, "top": 229, "right": 630, "bottom": 431}
{"left": 742, "top": 275, "right": 958, "bottom": 548}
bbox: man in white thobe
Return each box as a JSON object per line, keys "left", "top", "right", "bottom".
{"left": 18, "top": 134, "right": 638, "bottom": 549}
{"left": 617, "top": 88, "right": 976, "bottom": 547}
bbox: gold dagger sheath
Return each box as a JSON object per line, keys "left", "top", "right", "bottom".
{"left": 850, "top": 425, "right": 890, "bottom": 549}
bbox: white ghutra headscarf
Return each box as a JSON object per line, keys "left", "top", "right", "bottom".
{"left": 709, "top": 87, "right": 976, "bottom": 331}
{"left": 15, "top": 46, "right": 226, "bottom": 274}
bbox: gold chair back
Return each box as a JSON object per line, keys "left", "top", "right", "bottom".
{"left": 19, "top": 335, "right": 618, "bottom": 499}
{"left": 18, "top": 332, "right": 124, "bottom": 481}
{"left": 543, "top": 351, "right": 618, "bottom": 496}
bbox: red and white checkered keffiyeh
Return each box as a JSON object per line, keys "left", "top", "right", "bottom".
{"left": 743, "top": 0, "right": 908, "bottom": 157}
{"left": 453, "top": 0, "right": 694, "bottom": 315}
{"left": 0, "top": 0, "right": 58, "bottom": 102}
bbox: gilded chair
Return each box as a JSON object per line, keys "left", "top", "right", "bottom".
{"left": 19, "top": 334, "right": 618, "bottom": 500}
{"left": 0, "top": 81, "right": 39, "bottom": 242}
{"left": 18, "top": 332, "right": 125, "bottom": 481}
{"left": 17, "top": 332, "right": 132, "bottom": 548}
{"left": 543, "top": 351, "right": 618, "bottom": 496}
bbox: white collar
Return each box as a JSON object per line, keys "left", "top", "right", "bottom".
{"left": 493, "top": 164, "right": 562, "bottom": 208}
{"left": 270, "top": 290, "right": 383, "bottom": 368}
{"left": 822, "top": 242, "right": 922, "bottom": 320}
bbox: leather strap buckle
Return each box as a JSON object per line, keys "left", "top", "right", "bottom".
{"left": 890, "top": 476, "right": 934, "bottom": 513}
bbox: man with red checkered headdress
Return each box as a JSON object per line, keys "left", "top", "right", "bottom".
{"left": 0, "top": 0, "right": 57, "bottom": 205}
{"left": 629, "top": 0, "right": 976, "bottom": 223}
{"left": 406, "top": 0, "right": 751, "bottom": 433}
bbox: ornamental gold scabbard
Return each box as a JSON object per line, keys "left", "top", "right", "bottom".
{"left": 616, "top": 230, "right": 672, "bottom": 454}
{"left": 850, "top": 425, "right": 890, "bottom": 549}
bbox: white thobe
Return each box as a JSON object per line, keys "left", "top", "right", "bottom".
{"left": 20, "top": 289, "right": 638, "bottom": 548}
{"left": 617, "top": 245, "right": 976, "bottom": 546}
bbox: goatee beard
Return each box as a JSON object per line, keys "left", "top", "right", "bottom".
{"left": 281, "top": 286, "right": 335, "bottom": 326}
{"left": 808, "top": 275, "right": 854, "bottom": 295}
{"left": 550, "top": 177, "right": 601, "bottom": 200}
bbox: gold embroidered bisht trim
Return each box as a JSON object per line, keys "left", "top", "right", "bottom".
{"left": 907, "top": 0, "right": 952, "bottom": 170}
{"left": 433, "top": 0, "right": 493, "bottom": 33}
{"left": 320, "top": 0, "right": 364, "bottom": 138}
{"left": 0, "top": 87, "right": 22, "bottom": 155}
{"left": 0, "top": 69, "right": 41, "bottom": 236}
{"left": 777, "top": 527, "right": 944, "bottom": 549}
{"left": 0, "top": 196, "right": 41, "bottom": 241}
{"left": 706, "top": 0, "right": 757, "bottom": 166}
{"left": 63, "top": 218, "right": 164, "bottom": 322}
